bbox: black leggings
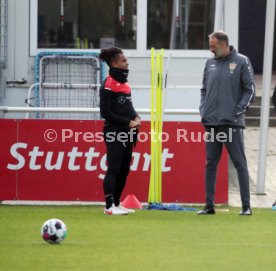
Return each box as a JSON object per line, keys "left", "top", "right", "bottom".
{"left": 103, "top": 140, "right": 134, "bottom": 207}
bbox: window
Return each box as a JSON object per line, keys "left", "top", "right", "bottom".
{"left": 37, "top": 0, "right": 137, "bottom": 49}
{"left": 0, "top": 0, "right": 8, "bottom": 67}
{"left": 147, "top": 0, "right": 215, "bottom": 49}
{"left": 30, "top": 0, "right": 216, "bottom": 56}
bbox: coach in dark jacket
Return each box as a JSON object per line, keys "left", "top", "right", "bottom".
{"left": 197, "top": 31, "right": 255, "bottom": 216}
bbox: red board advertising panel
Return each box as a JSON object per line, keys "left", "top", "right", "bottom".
{"left": 0, "top": 119, "right": 228, "bottom": 203}
{"left": 0, "top": 120, "right": 18, "bottom": 200}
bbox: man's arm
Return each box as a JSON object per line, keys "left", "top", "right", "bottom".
{"left": 199, "top": 64, "right": 207, "bottom": 116}
{"left": 235, "top": 58, "right": 255, "bottom": 115}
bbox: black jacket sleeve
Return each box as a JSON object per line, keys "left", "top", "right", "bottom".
{"left": 235, "top": 57, "right": 255, "bottom": 115}
{"left": 199, "top": 63, "right": 207, "bottom": 116}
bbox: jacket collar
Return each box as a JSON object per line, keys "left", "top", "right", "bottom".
{"left": 109, "top": 67, "right": 129, "bottom": 83}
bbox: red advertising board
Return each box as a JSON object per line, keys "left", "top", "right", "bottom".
{"left": 0, "top": 119, "right": 228, "bottom": 204}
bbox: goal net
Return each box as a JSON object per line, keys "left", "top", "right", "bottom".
{"left": 27, "top": 52, "right": 107, "bottom": 119}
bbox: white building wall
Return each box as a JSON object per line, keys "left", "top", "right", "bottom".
{"left": 0, "top": 0, "right": 239, "bottom": 120}
{"left": 0, "top": 0, "right": 31, "bottom": 118}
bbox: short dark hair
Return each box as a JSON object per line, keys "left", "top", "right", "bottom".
{"left": 99, "top": 47, "right": 123, "bottom": 67}
{"left": 209, "top": 31, "right": 229, "bottom": 46}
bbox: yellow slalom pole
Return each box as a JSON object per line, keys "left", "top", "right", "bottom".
{"left": 148, "top": 48, "right": 156, "bottom": 203}
{"left": 157, "top": 49, "right": 164, "bottom": 203}
{"left": 148, "top": 48, "right": 164, "bottom": 204}
{"left": 155, "top": 52, "right": 160, "bottom": 203}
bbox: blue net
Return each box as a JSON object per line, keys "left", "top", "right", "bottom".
{"left": 29, "top": 51, "right": 107, "bottom": 119}
{"left": 144, "top": 203, "right": 197, "bottom": 211}
{"left": 34, "top": 51, "right": 107, "bottom": 85}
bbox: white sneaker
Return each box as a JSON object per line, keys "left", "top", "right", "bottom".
{"left": 117, "top": 204, "right": 136, "bottom": 214}
{"left": 104, "top": 204, "right": 128, "bottom": 215}
{"left": 239, "top": 207, "right": 252, "bottom": 215}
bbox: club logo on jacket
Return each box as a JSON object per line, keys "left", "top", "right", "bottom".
{"left": 118, "top": 96, "right": 126, "bottom": 104}
{"left": 229, "top": 62, "right": 237, "bottom": 73}
{"left": 209, "top": 64, "right": 216, "bottom": 71}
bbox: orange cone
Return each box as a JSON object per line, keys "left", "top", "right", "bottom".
{"left": 121, "top": 194, "right": 143, "bottom": 209}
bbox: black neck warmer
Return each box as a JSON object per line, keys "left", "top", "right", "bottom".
{"left": 109, "top": 67, "right": 129, "bottom": 83}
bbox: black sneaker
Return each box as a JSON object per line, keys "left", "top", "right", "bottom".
{"left": 239, "top": 207, "right": 252, "bottom": 215}
{"left": 197, "top": 206, "right": 215, "bottom": 215}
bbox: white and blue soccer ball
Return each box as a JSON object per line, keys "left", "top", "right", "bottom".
{"left": 41, "top": 218, "right": 67, "bottom": 244}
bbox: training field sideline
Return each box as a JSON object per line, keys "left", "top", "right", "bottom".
{"left": 0, "top": 205, "right": 276, "bottom": 271}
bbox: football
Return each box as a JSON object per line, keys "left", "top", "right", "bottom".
{"left": 41, "top": 218, "right": 67, "bottom": 244}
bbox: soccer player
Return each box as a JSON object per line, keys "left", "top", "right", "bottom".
{"left": 197, "top": 31, "right": 255, "bottom": 215}
{"left": 99, "top": 47, "right": 141, "bottom": 215}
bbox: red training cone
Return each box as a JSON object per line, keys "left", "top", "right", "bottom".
{"left": 121, "top": 194, "right": 143, "bottom": 209}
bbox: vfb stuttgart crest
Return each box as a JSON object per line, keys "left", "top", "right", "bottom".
{"left": 229, "top": 62, "right": 237, "bottom": 73}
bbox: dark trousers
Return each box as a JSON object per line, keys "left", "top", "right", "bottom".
{"left": 103, "top": 140, "right": 134, "bottom": 207}
{"left": 204, "top": 126, "right": 250, "bottom": 208}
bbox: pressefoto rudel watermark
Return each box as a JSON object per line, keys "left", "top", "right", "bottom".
{"left": 43, "top": 128, "right": 233, "bottom": 143}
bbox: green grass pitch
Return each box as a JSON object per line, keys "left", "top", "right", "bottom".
{"left": 0, "top": 205, "right": 276, "bottom": 271}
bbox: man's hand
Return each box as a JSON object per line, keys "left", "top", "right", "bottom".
{"left": 129, "top": 120, "right": 139, "bottom": 129}
{"left": 134, "top": 117, "right": 141, "bottom": 129}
